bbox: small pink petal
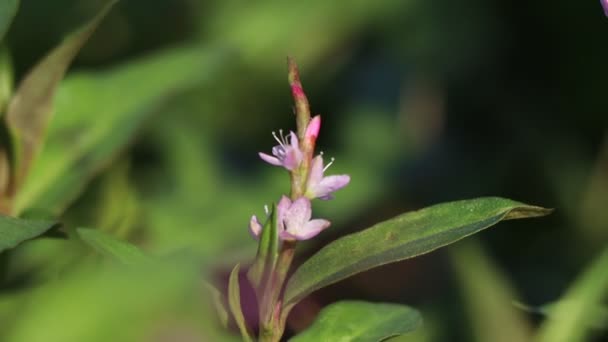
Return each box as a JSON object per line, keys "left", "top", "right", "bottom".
{"left": 305, "top": 115, "right": 321, "bottom": 140}
{"left": 282, "top": 149, "right": 301, "bottom": 170}
{"left": 317, "top": 175, "right": 351, "bottom": 199}
{"left": 285, "top": 197, "right": 312, "bottom": 227}
{"left": 308, "top": 155, "right": 324, "bottom": 186}
{"left": 259, "top": 152, "right": 282, "bottom": 166}
{"left": 249, "top": 215, "right": 263, "bottom": 238}
{"left": 289, "top": 132, "right": 300, "bottom": 151}
{"left": 286, "top": 219, "right": 331, "bottom": 240}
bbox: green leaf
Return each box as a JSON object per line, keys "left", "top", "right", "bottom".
{"left": 204, "top": 281, "right": 230, "bottom": 329}
{"left": 5, "top": 0, "right": 116, "bottom": 193}
{"left": 0, "top": 0, "right": 19, "bottom": 42}
{"left": 290, "top": 301, "right": 422, "bottom": 342}
{"left": 0, "top": 44, "right": 13, "bottom": 113}
{"left": 76, "top": 227, "right": 149, "bottom": 265}
{"left": 283, "top": 197, "right": 551, "bottom": 316}
{"left": 535, "top": 246, "right": 608, "bottom": 342}
{"left": 13, "top": 45, "right": 226, "bottom": 215}
{"left": 228, "top": 264, "right": 253, "bottom": 342}
{"left": 0, "top": 214, "right": 57, "bottom": 252}
{"left": 248, "top": 203, "right": 279, "bottom": 290}
{"left": 450, "top": 239, "right": 532, "bottom": 342}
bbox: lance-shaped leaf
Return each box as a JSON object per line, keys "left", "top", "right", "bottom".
{"left": 5, "top": 0, "right": 116, "bottom": 193}
{"left": 76, "top": 228, "right": 149, "bottom": 266}
{"left": 283, "top": 197, "right": 551, "bottom": 318}
{"left": 0, "top": 214, "right": 57, "bottom": 252}
{"left": 228, "top": 264, "right": 254, "bottom": 342}
{"left": 0, "top": 0, "right": 19, "bottom": 43}
{"left": 535, "top": 246, "right": 608, "bottom": 342}
{"left": 248, "top": 203, "right": 279, "bottom": 290}
{"left": 290, "top": 301, "right": 421, "bottom": 342}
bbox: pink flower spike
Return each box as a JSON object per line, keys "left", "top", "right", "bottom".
{"left": 280, "top": 197, "right": 330, "bottom": 241}
{"left": 259, "top": 130, "right": 303, "bottom": 171}
{"left": 305, "top": 115, "right": 321, "bottom": 140}
{"left": 305, "top": 155, "right": 351, "bottom": 200}
{"left": 602, "top": 0, "right": 608, "bottom": 16}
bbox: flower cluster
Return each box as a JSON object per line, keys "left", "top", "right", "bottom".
{"left": 250, "top": 113, "right": 350, "bottom": 241}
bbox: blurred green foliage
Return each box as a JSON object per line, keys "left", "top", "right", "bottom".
{"left": 0, "top": 0, "right": 606, "bottom": 341}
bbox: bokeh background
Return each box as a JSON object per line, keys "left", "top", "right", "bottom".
{"left": 1, "top": 0, "right": 607, "bottom": 341}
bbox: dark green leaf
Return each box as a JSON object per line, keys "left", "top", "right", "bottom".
{"left": 290, "top": 301, "right": 421, "bottom": 342}
{"left": 535, "top": 246, "right": 608, "bottom": 342}
{"left": 76, "top": 227, "right": 149, "bottom": 265}
{"left": 0, "top": 214, "right": 57, "bottom": 252}
{"left": 284, "top": 197, "right": 551, "bottom": 315}
{"left": 5, "top": 0, "right": 116, "bottom": 193}
{"left": 228, "top": 264, "right": 253, "bottom": 342}
{"left": 0, "top": 0, "right": 19, "bottom": 42}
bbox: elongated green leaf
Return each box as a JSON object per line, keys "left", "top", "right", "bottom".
{"left": 6, "top": 1, "right": 116, "bottom": 192}
{"left": 248, "top": 203, "right": 279, "bottom": 289}
{"left": 450, "top": 239, "right": 532, "bottom": 342}
{"left": 0, "top": 214, "right": 57, "bottom": 252}
{"left": 515, "top": 301, "right": 608, "bottom": 331}
{"left": 290, "top": 301, "right": 421, "bottom": 342}
{"left": 13, "top": 45, "right": 226, "bottom": 215}
{"left": 204, "top": 282, "right": 230, "bottom": 329}
{"left": 228, "top": 264, "right": 253, "bottom": 342}
{"left": 76, "top": 228, "right": 149, "bottom": 265}
{"left": 535, "top": 246, "right": 608, "bottom": 342}
{"left": 0, "top": 0, "right": 19, "bottom": 42}
{"left": 284, "top": 197, "right": 551, "bottom": 314}
{"left": 0, "top": 45, "right": 12, "bottom": 113}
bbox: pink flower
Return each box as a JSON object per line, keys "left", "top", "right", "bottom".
{"left": 603, "top": 0, "right": 608, "bottom": 16}
{"left": 305, "top": 155, "right": 350, "bottom": 200}
{"left": 249, "top": 196, "right": 330, "bottom": 241}
{"left": 279, "top": 196, "right": 330, "bottom": 240}
{"left": 259, "top": 130, "right": 303, "bottom": 171}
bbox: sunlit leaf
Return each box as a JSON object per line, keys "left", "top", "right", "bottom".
{"left": 290, "top": 301, "right": 421, "bottom": 342}
{"left": 0, "top": 214, "right": 56, "bottom": 252}
{"left": 283, "top": 197, "right": 551, "bottom": 317}
{"left": 5, "top": 0, "right": 116, "bottom": 193}
{"left": 13, "top": 45, "right": 226, "bottom": 215}
{"left": 535, "top": 246, "right": 608, "bottom": 342}
{"left": 0, "top": 0, "right": 19, "bottom": 42}
{"left": 76, "top": 227, "right": 149, "bottom": 265}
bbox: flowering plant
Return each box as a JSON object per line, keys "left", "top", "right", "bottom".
{"left": 225, "top": 59, "right": 551, "bottom": 342}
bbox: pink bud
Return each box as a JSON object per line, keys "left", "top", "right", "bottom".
{"left": 305, "top": 115, "right": 321, "bottom": 140}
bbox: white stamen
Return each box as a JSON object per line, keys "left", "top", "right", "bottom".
{"left": 264, "top": 205, "right": 270, "bottom": 215}
{"left": 323, "top": 157, "right": 335, "bottom": 172}
{"left": 272, "top": 129, "right": 285, "bottom": 148}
